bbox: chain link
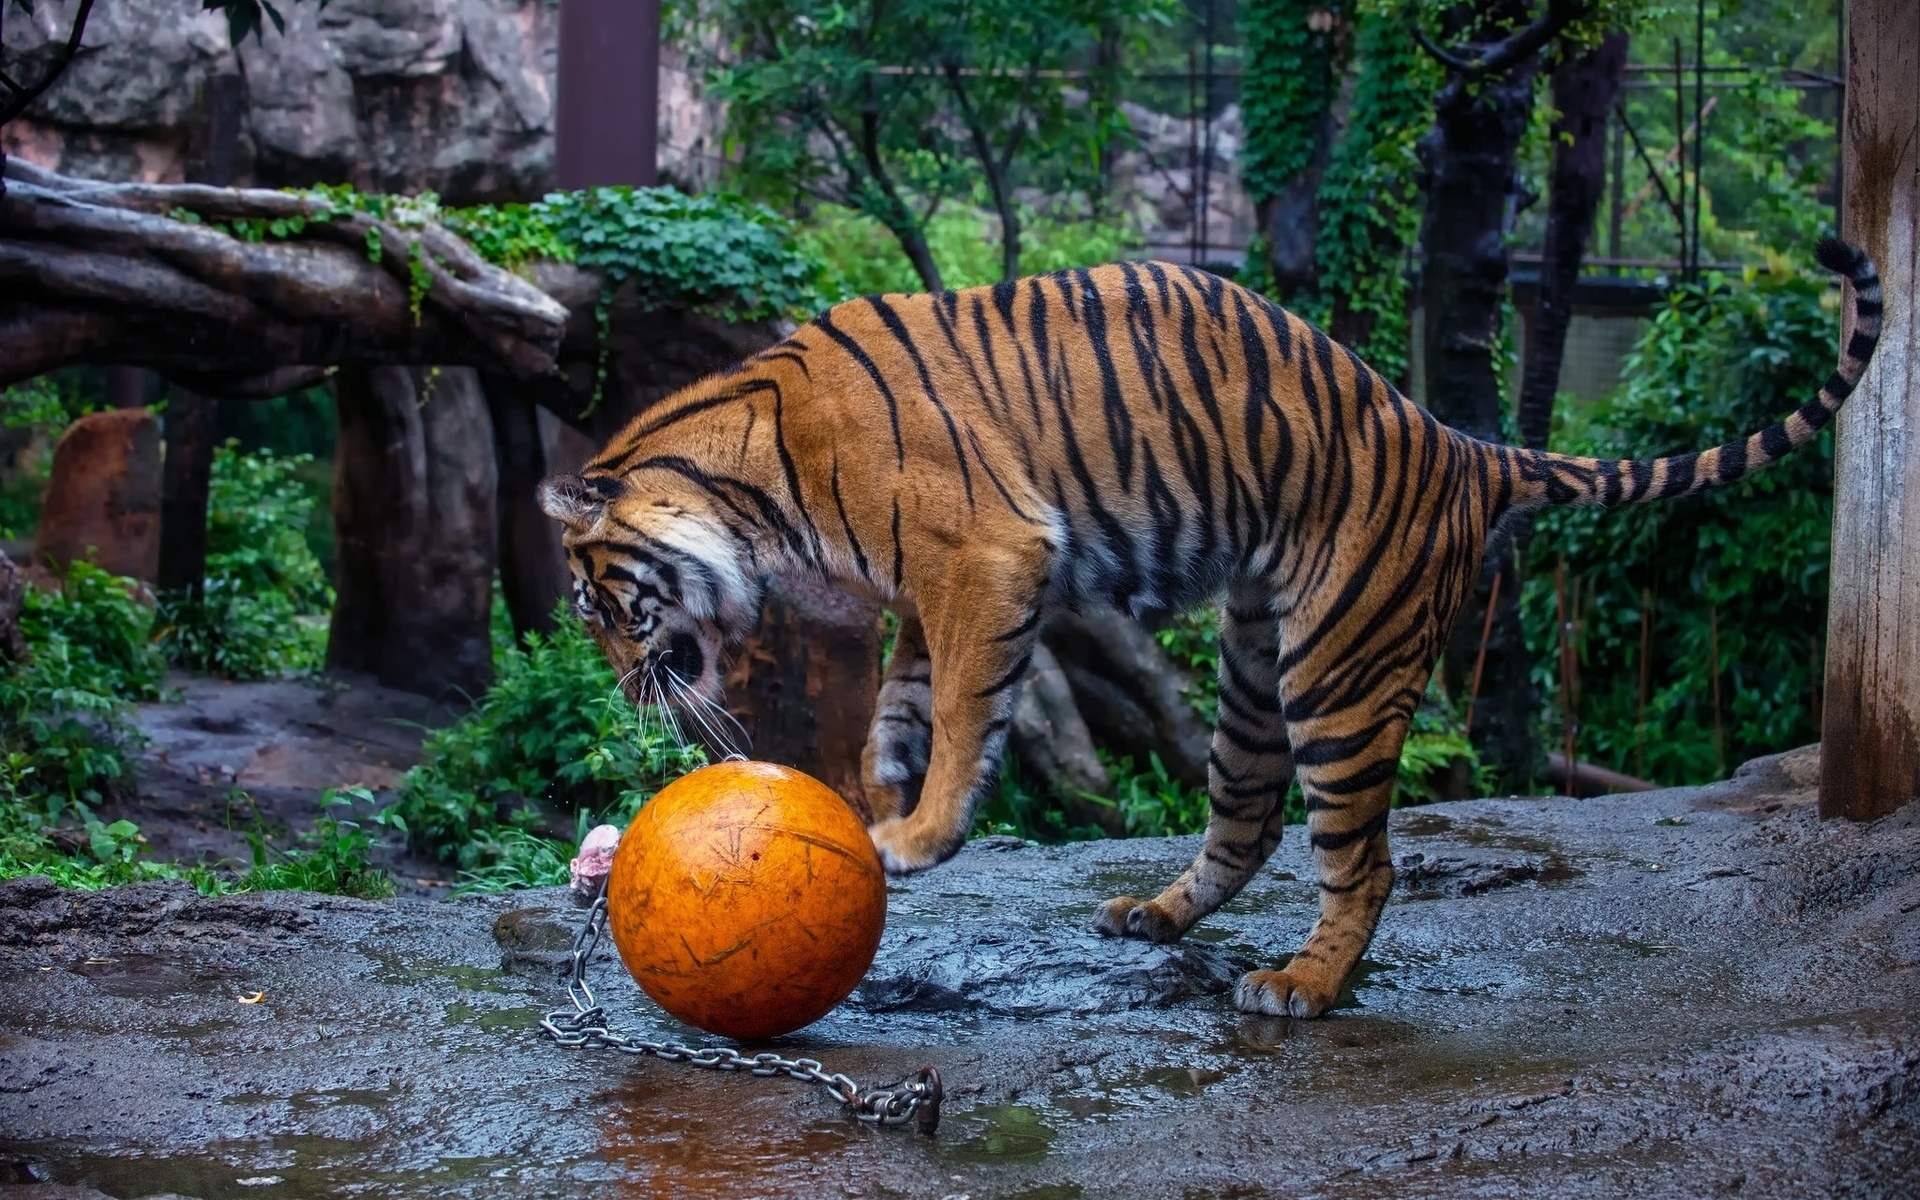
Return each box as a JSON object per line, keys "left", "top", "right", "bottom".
{"left": 539, "top": 894, "right": 942, "bottom": 1134}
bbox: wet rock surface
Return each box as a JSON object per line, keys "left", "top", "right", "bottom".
{"left": 3, "top": 745, "right": 1918, "bottom": 1198}
{"left": 120, "top": 673, "right": 462, "bottom": 889}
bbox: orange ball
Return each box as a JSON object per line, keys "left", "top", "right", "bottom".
{"left": 605, "top": 761, "right": 887, "bottom": 1040}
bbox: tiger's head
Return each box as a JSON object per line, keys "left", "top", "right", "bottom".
{"left": 537, "top": 471, "right": 759, "bottom": 711}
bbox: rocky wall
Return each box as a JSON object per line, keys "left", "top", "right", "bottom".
{"left": 0, "top": 0, "right": 722, "bottom": 200}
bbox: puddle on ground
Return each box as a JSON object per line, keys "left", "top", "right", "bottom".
{"left": 0, "top": 1135, "right": 383, "bottom": 1200}
{"left": 1396, "top": 812, "right": 1455, "bottom": 837}
{"left": 440, "top": 1001, "right": 547, "bottom": 1032}
{"left": 937, "top": 1104, "right": 1057, "bottom": 1163}
{"left": 365, "top": 952, "right": 515, "bottom": 994}
{"left": 71, "top": 955, "right": 239, "bottom": 1000}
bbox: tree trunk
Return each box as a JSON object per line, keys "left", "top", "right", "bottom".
{"left": 1516, "top": 32, "right": 1629, "bottom": 451}
{"left": 155, "top": 71, "right": 246, "bottom": 598}
{"left": 1010, "top": 642, "right": 1123, "bottom": 836}
{"left": 484, "top": 377, "right": 568, "bottom": 643}
{"left": 0, "top": 549, "right": 24, "bottom": 664}
{"left": 1044, "top": 609, "right": 1213, "bottom": 791}
{"left": 1416, "top": 0, "right": 1558, "bottom": 794}
{"left": 328, "top": 366, "right": 498, "bottom": 700}
{"left": 0, "top": 159, "right": 569, "bottom": 394}
{"left": 723, "top": 573, "right": 882, "bottom": 817}
{"left": 1821, "top": 0, "right": 1920, "bottom": 821}
{"left": 156, "top": 386, "right": 219, "bottom": 595}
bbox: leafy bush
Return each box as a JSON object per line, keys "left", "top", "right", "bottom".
{"left": 447, "top": 187, "right": 825, "bottom": 323}
{"left": 1523, "top": 265, "right": 1838, "bottom": 784}
{"left": 155, "top": 442, "right": 331, "bottom": 679}
{"left": 0, "top": 781, "right": 396, "bottom": 899}
{"left": 1, "top": 562, "right": 164, "bottom": 805}
{"left": 396, "top": 607, "right": 704, "bottom": 872}
{"left": 799, "top": 204, "right": 1146, "bottom": 300}
{"left": 236, "top": 787, "right": 398, "bottom": 900}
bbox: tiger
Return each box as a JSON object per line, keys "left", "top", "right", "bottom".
{"left": 539, "top": 236, "right": 1882, "bottom": 1020}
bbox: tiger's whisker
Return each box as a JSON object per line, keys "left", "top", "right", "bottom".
{"left": 665, "top": 670, "right": 745, "bottom": 761}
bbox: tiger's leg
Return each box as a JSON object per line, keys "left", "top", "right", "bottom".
{"left": 860, "top": 605, "right": 932, "bottom": 825}
{"left": 1091, "top": 583, "right": 1292, "bottom": 942}
{"left": 865, "top": 539, "right": 1050, "bottom": 875}
{"left": 1233, "top": 654, "right": 1432, "bottom": 1019}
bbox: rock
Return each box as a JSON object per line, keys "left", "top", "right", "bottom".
{"left": 854, "top": 922, "right": 1248, "bottom": 1016}
{"left": 29, "top": 408, "right": 162, "bottom": 583}
{"left": 491, "top": 906, "right": 577, "bottom": 979}
{"left": 1, "top": 0, "right": 717, "bottom": 202}
{"left": 2, "top": 765, "right": 1917, "bottom": 1197}
{"left": 1395, "top": 851, "right": 1547, "bottom": 897}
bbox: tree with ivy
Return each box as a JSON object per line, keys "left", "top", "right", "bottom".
{"left": 1308, "top": 0, "right": 1439, "bottom": 381}
{"left": 1238, "top": 0, "right": 1349, "bottom": 306}
{"left": 679, "top": 0, "right": 1166, "bottom": 292}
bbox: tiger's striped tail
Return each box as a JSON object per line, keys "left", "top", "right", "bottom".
{"left": 1508, "top": 236, "right": 1882, "bottom": 512}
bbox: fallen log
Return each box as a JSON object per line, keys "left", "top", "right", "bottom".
{"left": 1543, "top": 752, "right": 1660, "bottom": 797}
{"left": 0, "top": 158, "right": 568, "bottom": 393}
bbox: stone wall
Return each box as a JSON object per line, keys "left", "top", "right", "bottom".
{"left": 0, "top": 0, "right": 721, "bottom": 200}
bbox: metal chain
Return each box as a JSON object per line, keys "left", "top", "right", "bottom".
{"left": 539, "top": 893, "right": 943, "bottom": 1134}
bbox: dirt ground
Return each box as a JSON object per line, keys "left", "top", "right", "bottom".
{"left": 2, "top": 742, "right": 1916, "bottom": 1199}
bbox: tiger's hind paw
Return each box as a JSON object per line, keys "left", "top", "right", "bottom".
{"left": 1234, "top": 969, "right": 1334, "bottom": 1019}
{"left": 1090, "top": 896, "right": 1186, "bottom": 944}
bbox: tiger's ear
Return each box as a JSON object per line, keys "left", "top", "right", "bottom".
{"left": 538, "top": 473, "right": 605, "bottom": 528}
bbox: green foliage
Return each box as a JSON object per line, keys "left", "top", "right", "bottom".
{"left": 236, "top": 787, "right": 398, "bottom": 900}
{"left": 164, "top": 182, "right": 826, "bottom": 327}
{"left": 678, "top": 0, "right": 1171, "bottom": 289}
{"left": 800, "top": 205, "right": 1147, "bottom": 300}
{"left": 1523, "top": 264, "right": 1837, "bottom": 784}
{"left": 520, "top": 188, "right": 824, "bottom": 322}
{"left": 1545, "top": 0, "right": 1841, "bottom": 271}
{"left": 156, "top": 442, "right": 332, "bottom": 680}
{"left": 396, "top": 606, "right": 704, "bottom": 871}
{"left": 1238, "top": 0, "right": 1346, "bottom": 206}
{"left": 0, "top": 376, "right": 70, "bottom": 431}
{"left": 0, "top": 782, "right": 396, "bottom": 899}
{"left": 0, "top": 805, "right": 225, "bottom": 893}
{"left": 1302, "top": 0, "right": 1439, "bottom": 381}
{"left": 1, "top": 380, "right": 61, "bottom": 540}
{"left": 0, "top": 562, "right": 163, "bottom": 805}
{"left": 447, "top": 825, "right": 576, "bottom": 895}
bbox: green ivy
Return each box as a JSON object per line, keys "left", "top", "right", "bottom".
{"left": 1523, "top": 264, "right": 1838, "bottom": 785}
{"left": 1238, "top": 0, "right": 1345, "bottom": 208}
{"left": 446, "top": 187, "right": 825, "bottom": 323}
{"left": 1302, "top": 0, "right": 1439, "bottom": 381}
{"left": 165, "top": 184, "right": 826, "bottom": 327}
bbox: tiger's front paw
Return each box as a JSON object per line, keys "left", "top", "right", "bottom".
{"left": 866, "top": 816, "right": 962, "bottom": 877}
{"left": 1234, "top": 968, "right": 1335, "bottom": 1019}
{"left": 1090, "top": 896, "right": 1187, "bottom": 944}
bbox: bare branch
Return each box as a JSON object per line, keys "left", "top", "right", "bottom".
{"left": 0, "top": 0, "right": 98, "bottom": 126}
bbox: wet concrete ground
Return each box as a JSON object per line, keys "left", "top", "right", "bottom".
{"left": 3, "top": 746, "right": 1917, "bottom": 1199}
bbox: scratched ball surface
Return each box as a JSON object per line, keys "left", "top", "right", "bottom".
{"left": 605, "top": 761, "right": 887, "bottom": 1040}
